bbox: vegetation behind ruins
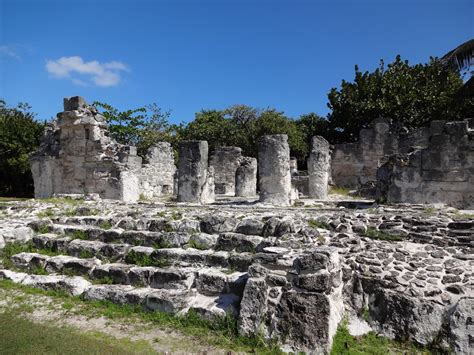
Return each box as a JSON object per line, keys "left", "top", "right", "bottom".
{"left": 0, "top": 43, "right": 472, "bottom": 197}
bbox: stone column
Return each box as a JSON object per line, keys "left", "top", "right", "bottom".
{"left": 308, "top": 136, "right": 330, "bottom": 199}
{"left": 290, "top": 158, "right": 298, "bottom": 175}
{"left": 235, "top": 157, "right": 257, "bottom": 197}
{"left": 258, "top": 135, "right": 292, "bottom": 206}
{"left": 177, "top": 141, "right": 214, "bottom": 204}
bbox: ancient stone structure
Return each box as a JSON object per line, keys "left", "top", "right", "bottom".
{"left": 30, "top": 97, "right": 178, "bottom": 203}
{"left": 139, "top": 142, "right": 176, "bottom": 199}
{"left": 0, "top": 199, "right": 471, "bottom": 353}
{"left": 258, "top": 135, "right": 293, "bottom": 206}
{"left": 376, "top": 120, "right": 474, "bottom": 209}
{"left": 235, "top": 157, "right": 257, "bottom": 197}
{"left": 177, "top": 141, "right": 215, "bottom": 204}
{"left": 308, "top": 136, "right": 331, "bottom": 199}
{"left": 30, "top": 97, "right": 142, "bottom": 202}
{"left": 289, "top": 157, "right": 298, "bottom": 175}
{"left": 209, "top": 146, "right": 243, "bottom": 195}
{"left": 331, "top": 118, "right": 431, "bottom": 189}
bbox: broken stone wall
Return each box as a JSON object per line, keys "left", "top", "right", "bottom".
{"left": 139, "top": 142, "right": 176, "bottom": 198}
{"left": 177, "top": 140, "right": 215, "bottom": 204}
{"left": 376, "top": 119, "right": 474, "bottom": 209}
{"left": 30, "top": 97, "right": 142, "bottom": 202}
{"left": 331, "top": 119, "right": 432, "bottom": 189}
{"left": 209, "top": 146, "right": 243, "bottom": 195}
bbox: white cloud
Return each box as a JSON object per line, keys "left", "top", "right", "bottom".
{"left": 45, "top": 56, "right": 129, "bottom": 87}
{"left": 0, "top": 45, "right": 21, "bottom": 60}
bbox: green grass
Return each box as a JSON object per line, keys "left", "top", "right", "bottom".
{"left": 330, "top": 319, "right": 431, "bottom": 355}
{"left": 0, "top": 312, "right": 156, "bottom": 354}
{"left": 0, "top": 242, "right": 60, "bottom": 269}
{"left": 363, "top": 227, "right": 404, "bottom": 242}
{"left": 187, "top": 239, "right": 209, "bottom": 250}
{"left": 0, "top": 279, "right": 281, "bottom": 353}
{"left": 308, "top": 219, "right": 331, "bottom": 230}
{"left": 99, "top": 220, "right": 113, "bottom": 230}
{"left": 39, "top": 197, "right": 84, "bottom": 206}
{"left": 37, "top": 208, "right": 56, "bottom": 218}
{"left": 124, "top": 250, "right": 170, "bottom": 268}
{"left": 330, "top": 186, "right": 352, "bottom": 196}
{"left": 37, "top": 225, "right": 51, "bottom": 234}
{"left": 67, "top": 230, "right": 88, "bottom": 240}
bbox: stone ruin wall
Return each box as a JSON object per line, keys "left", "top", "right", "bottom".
{"left": 331, "top": 118, "right": 432, "bottom": 189}
{"left": 331, "top": 117, "right": 473, "bottom": 208}
{"left": 209, "top": 146, "right": 243, "bottom": 195}
{"left": 31, "top": 97, "right": 177, "bottom": 203}
{"left": 138, "top": 142, "right": 176, "bottom": 198}
{"left": 377, "top": 119, "right": 474, "bottom": 209}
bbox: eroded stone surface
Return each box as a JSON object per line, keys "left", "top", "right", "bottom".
{"left": 0, "top": 198, "right": 472, "bottom": 353}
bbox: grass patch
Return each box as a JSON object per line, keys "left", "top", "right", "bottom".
{"left": 0, "top": 279, "right": 281, "bottom": 353}
{"left": 0, "top": 311, "right": 155, "bottom": 354}
{"left": 187, "top": 239, "right": 209, "bottom": 250}
{"left": 99, "top": 220, "right": 113, "bottom": 230}
{"left": 0, "top": 241, "right": 60, "bottom": 269}
{"left": 330, "top": 186, "right": 352, "bottom": 196}
{"left": 124, "top": 250, "right": 170, "bottom": 268}
{"left": 363, "top": 227, "right": 404, "bottom": 242}
{"left": 330, "top": 319, "right": 430, "bottom": 355}
{"left": 67, "top": 230, "right": 88, "bottom": 240}
{"left": 37, "top": 208, "right": 56, "bottom": 218}
{"left": 171, "top": 211, "right": 182, "bottom": 220}
{"left": 40, "top": 197, "right": 84, "bottom": 206}
{"left": 308, "top": 219, "right": 331, "bottom": 230}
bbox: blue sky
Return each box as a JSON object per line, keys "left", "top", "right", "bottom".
{"left": 1, "top": 0, "right": 472, "bottom": 124}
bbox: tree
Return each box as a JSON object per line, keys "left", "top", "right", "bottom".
{"left": 441, "top": 38, "right": 474, "bottom": 98}
{"left": 326, "top": 55, "right": 473, "bottom": 143}
{"left": 0, "top": 100, "right": 44, "bottom": 197}
{"left": 178, "top": 105, "right": 309, "bottom": 161}
{"left": 93, "top": 101, "right": 175, "bottom": 157}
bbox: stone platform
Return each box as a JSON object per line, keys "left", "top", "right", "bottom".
{"left": 0, "top": 197, "right": 472, "bottom": 353}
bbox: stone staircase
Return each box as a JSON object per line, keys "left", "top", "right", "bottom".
{"left": 0, "top": 201, "right": 472, "bottom": 353}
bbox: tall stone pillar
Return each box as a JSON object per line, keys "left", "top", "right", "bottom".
{"left": 308, "top": 136, "right": 330, "bottom": 199}
{"left": 177, "top": 141, "right": 214, "bottom": 204}
{"left": 235, "top": 157, "right": 257, "bottom": 197}
{"left": 258, "top": 135, "right": 292, "bottom": 206}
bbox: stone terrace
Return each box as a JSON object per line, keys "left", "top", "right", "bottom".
{"left": 0, "top": 198, "right": 472, "bottom": 353}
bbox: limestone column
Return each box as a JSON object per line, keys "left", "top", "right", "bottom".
{"left": 235, "top": 157, "right": 257, "bottom": 197}
{"left": 177, "top": 141, "right": 214, "bottom": 204}
{"left": 308, "top": 136, "right": 330, "bottom": 199}
{"left": 258, "top": 135, "right": 292, "bottom": 206}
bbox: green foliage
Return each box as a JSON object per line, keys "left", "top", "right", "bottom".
{"left": 187, "top": 239, "right": 208, "bottom": 250}
{"left": 0, "top": 312, "right": 156, "bottom": 354}
{"left": 0, "top": 279, "right": 282, "bottom": 353}
{"left": 67, "top": 230, "right": 88, "bottom": 240}
{"left": 330, "top": 319, "right": 430, "bottom": 355}
{"left": 327, "top": 55, "right": 474, "bottom": 143}
{"left": 308, "top": 219, "right": 331, "bottom": 230}
{"left": 0, "top": 100, "right": 44, "bottom": 197}
{"left": 0, "top": 241, "right": 59, "bottom": 269}
{"left": 93, "top": 101, "right": 176, "bottom": 157}
{"left": 363, "top": 227, "right": 404, "bottom": 242}
{"left": 99, "top": 220, "right": 113, "bottom": 230}
{"left": 178, "top": 105, "right": 308, "bottom": 161}
{"left": 124, "top": 250, "right": 170, "bottom": 267}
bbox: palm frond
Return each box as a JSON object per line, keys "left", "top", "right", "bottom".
{"left": 441, "top": 39, "right": 474, "bottom": 72}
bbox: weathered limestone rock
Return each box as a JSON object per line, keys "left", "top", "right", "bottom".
{"left": 308, "top": 136, "right": 330, "bottom": 199}
{"left": 209, "top": 146, "right": 243, "bottom": 195}
{"left": 290, "top": 157, "right": 298, "bottom": 175}
{"left": 448, "top": 297, "right": 473, "bottom": 354}
{"left": 30, "top": 97, "right": 141, "bottom": 202}
{"left": 235, "top": 157, "right": 257, "bottom": 197}
{"left": 177, "top": 141, "right": 215, "bottom": 204}
{"left": 258, "top": 135, "right": 293, "bottom": 206}
{"left": 331, "top": 118, "right": 430, "bottom": 189}
{"left": 376, "top": 120, "right": 474, "bottom": 208}
{"left": 139, "top": 142, "right": 176, "bottom": 198}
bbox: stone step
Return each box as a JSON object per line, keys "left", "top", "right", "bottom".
{"left": 0, "top": 269, "right": 238, "bottom": 318}
{"left": 31, "top": 233, "right": 259, "bottom": 271}
{"left": 10, "top": 252, "right": 248, "bottom": 297}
